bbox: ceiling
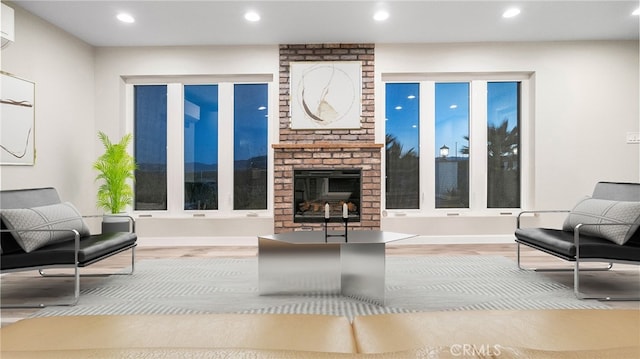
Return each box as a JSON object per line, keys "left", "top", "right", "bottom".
{"left": 11, "top": 0, "right": 640, "bottom": 47}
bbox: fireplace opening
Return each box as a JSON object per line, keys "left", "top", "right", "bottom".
{"left": 294, "top": 169, "right": 361, "bottom": 223}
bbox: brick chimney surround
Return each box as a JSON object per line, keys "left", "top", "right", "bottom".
{"left": 274, "top": 44, "right": 382, "bottom": 233}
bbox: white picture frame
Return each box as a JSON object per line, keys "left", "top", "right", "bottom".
{"left": 1, "top": 72, "right": 35, "bottom": 165}
{"left": 290, "top": 61, "right": 361, "bottom": 130}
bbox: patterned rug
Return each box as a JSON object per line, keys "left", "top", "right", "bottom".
{"left": 30, "top": 256, "right": 609, "bottom": 320}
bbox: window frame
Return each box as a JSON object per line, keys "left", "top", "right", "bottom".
{"left": 381, "top": 72, "right": 533, "bottom": 216}
{"left": 124, "top": 76, "right": 273, "bottom": 218}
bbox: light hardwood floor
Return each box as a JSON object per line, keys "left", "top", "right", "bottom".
{"left": 1, "top": 243, "right": 638, "bottom": 327}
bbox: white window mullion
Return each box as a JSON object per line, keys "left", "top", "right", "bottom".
{"left": 124, "top": 85, "right": 135, "bottom": 142}
{"left": 167, "top": 83, "right": 184, "bottom": 215}
{"left": 421, "top": 81, "right": 436, "bottom": 211}
{"left": 124, "top": 85, "right": 135, "bottom": 213}
{"left": 379, "top": 82, "right": 387, "bottom": 211}
{"left": 469, "top": 81, "right": 488, "bottom": 212}
{"left": 218, "top": 83, "right": 235, "bottom": 214}
{"left": 520, "top": 79, "right": 532, "bottom": 210}
{"left": 267, "top": 82, "right": 276, "bottom": 214}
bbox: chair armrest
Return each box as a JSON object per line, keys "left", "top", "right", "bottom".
{"left": 516, "top": 210, "right": 570, "bottom": 229}
{"left": 1, "top": 229, "right": 81, "bottom": 261}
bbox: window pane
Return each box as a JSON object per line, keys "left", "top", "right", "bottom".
{"left": 134, "top": 85, "right": 168, "bottom": 210}
{"left": 385, "top": 83, "right": 420, "bottom": 209}
{"left": 234, "top": 83, "right": 268, "bottom": 210}
{"left": 487, "top": 82, "right": 520, "bottom": 208}
{"left": 184, "top": 85, "right": 218, "bottom": 210}
{"left": 435, "top": 83, "right": 469, "bottom": 208}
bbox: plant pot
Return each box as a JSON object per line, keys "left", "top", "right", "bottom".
{"left": 102, "top": 215, "right": 130, "bottom": 233}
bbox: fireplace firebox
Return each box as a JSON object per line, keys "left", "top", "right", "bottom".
{"left": 294, "top": 169, "right": 361, "bottom": 223}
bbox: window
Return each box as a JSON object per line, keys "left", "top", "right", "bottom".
{"left": 132, "top": 80, "right": 269, "bottom": 215}
{"left": 184, "top": 85, "right": 218, "bottom": 210}
{"left": 233, "top": 83, "right": 268, "bottom": 210}
{"left": 134, "top": 85, "right": 168, "bottom": 211}
{"left": 385, "top": 83, "right": 419, "bottom": 209}
{"left": 384, "top": 77, "right": 525, "bottom": 213}
{"left": 487, "top": 82, "right": 520, "bottom": 208}
{"left": 435, "top": 83, "right": 469, "bottom": 208}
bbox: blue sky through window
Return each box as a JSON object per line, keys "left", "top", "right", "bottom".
{"left": 184, "top": 84, "right": 218, "bottom": 166}
{"left": 234, "top": 84, "right": 268, "bottom": 161}
{"left": 135, "top": 85, "right": 168, "bottom": 166}
{"left": 435, "top": 83, "right": 469, "bottom": 157}
{"left": 386, "top": 82, "right": 518, "bottom": 158}
{"left": 385, "top": 83, "right": 419, "bottom": 155}
{"left": 488, "top": 82, "right": 518, "bottom": 130}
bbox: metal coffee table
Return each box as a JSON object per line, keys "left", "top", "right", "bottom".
{"left": 258, "top": 231, "right": 415, "bottom": 305}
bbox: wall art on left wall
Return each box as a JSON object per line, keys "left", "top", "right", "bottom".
{"left": 0, "top": 72, "right": 35, "bottom": 165}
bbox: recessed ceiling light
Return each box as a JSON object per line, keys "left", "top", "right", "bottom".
{"left": 395, "top": 106, "right": 402, "bottom": 110}
{"left": 633, "top": 8, "right": 640, "bottom": 16}
{"left": 407, "top": 95, "right": 416, "bottom": 99}
{"left": 373, "top": 10, "right": 389, "bottom": 21}
{"left": 258, "top": 106, "right": 267, "bottom": 111}
{"left": 450, "top": 104, "right": 458, "bottom": 109}
{"left": 502, "top": 8, "right": 521, "bottom": 18}
{"left": 116, "top": 13, "right": 135, "bottom": 24}
{"left": 245, "top": 11, "right": 261, "bottom": 22}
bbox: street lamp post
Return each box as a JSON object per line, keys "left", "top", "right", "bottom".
{"left": 439, "top": 144, "right": 449, "bottom": 158}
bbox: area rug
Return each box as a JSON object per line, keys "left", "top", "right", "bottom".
{"left": 30, "top": 256, "right": 609, "bottom": 320}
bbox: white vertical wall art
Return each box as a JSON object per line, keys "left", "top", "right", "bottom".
{"left": 290, "top": 61, "right": 362, "bottom": 130}
{"left": 1, "top": 72, "right": 35, "bottom": 165}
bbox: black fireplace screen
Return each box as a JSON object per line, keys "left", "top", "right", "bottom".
{"left": 294, "top": 169, "right": 361, "bottom": 223}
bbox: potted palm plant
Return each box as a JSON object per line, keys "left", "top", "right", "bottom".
{"left": 93, "top": 131, "right": 136, "bottom": 233}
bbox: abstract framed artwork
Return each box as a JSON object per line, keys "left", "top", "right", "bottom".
{"left": 1, "top": 72, "right": 35, "bottom": 165}
{"left": 290, "top": 61, "right": 361, "bottom": 130}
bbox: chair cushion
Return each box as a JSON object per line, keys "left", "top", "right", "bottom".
{"left": 562, "top": 196, "right": 640, "bottom": 245}
{"left": 514, "top": 227, "right": 640, "bottom": 261}
{"left": 0, "top": 314, "right": 357, "bottom": 353}
{"left": 2, "top": 347, "right": 640, "bottom": 359}
{"left": 352, "top": 310, "right": 640, "bottom": 353}
{"left": 0, "top": 232, "right": 137, "bottom": 270}
{"left": 0, "top": 202, "right": 90, "bottom": 252}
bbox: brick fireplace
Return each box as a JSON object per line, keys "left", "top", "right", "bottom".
{"left": 274, "top": 44, "right": 381, "bottom": 233}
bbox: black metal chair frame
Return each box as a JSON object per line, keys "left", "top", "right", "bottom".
{"left": 516, "top": 210, "right": 640, "bottom": 301}
{"left": 0, "top": 215, "right": 136, "bottom": 308}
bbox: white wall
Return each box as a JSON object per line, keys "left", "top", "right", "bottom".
{"left": 2, "top": 2, "right": 638, "bottom": 242}
{"left": 376, "top": 41, "right": 639, "bottom": 236}
{"left": 0, "top": 3, "right": 97, "bottom": 215}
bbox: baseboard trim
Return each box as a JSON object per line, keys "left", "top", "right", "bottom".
{"left": 400, "top": 234, "right": 514, "bottom": 244}
{"left": 138, "top": 236, "right": 258, "bottom": 247}
{"left": 137, "top": 234, "right": 515, "bottom": 247}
